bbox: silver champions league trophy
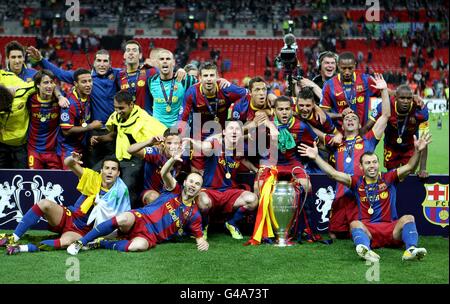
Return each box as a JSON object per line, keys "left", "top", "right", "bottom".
{"left": 271, "top": 181, "right": 297, "bottom": 247}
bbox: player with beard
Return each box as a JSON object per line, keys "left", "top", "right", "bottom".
{"left": 187, "top": 120, "right": 258, "bottom": 240}
{"left": 299, "top": 131, "right": 432, "bottom": 262}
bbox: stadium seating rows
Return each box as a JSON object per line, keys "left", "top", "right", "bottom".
{"left": 1, "top": 36, "right": 447, "bottom": 86}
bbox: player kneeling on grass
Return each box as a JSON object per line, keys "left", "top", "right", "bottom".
{"left": 298, "top": 132, "right": 432, "bottom": 262}
{"left": 67, "top": 147, "right": 209, "bottom": 254}
{"left": 0, "top": 152, "right": 130, "bottom": 255}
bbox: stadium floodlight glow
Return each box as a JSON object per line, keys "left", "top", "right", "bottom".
{"left": 323, "top": 15, "right": 328, "bottom": 20}
{"left": 55, "top": 13, "right": 61, "bottom": 18}
{"left": 188, "top": 15, "right": 194, "bottom": 20}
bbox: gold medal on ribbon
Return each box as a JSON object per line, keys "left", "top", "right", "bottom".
{"left": 225, "top": 172, "right": 231, "bottom": 179}
{"left": 82, "top": 122, "right": 88, "bottom": 128}
{"left": 166, "top": 105, "right": 171, "bottom": 112}
{"left": 40, "top": 117, "right": 47, "bottom": 122}
{"left": 396, "top": 137, "right": 402, "bottom": 144}
{"left": 368, "top": 207, "right": 374, "bottom": 215}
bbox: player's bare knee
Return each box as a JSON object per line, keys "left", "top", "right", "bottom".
{"left": 198, "top": 192, "right": 212, "bottom": 212}
{"left": 37, "top": 199, "right": 52, "bottom": 211}
{"left": 116, "top": 212, "right": 134, "bottom": 228}
{"left": 401, "top": 214, "right": 415, "bottom": 223}
{"left": 350, "top": 220, "right": 363, "bottom": 229}
{"left": 245, "top": 192, "right": 258, "bottom": 210}
{"left": 128, "top": 238, "right": 149, "bottom": 252}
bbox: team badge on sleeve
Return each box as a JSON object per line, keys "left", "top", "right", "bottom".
{"left": 61, "top": 112, "right": 70, "bottom": 123}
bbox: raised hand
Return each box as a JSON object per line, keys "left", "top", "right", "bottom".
{"left": 26, "top": 46, "right": 43, "bottom": 62}
{"left": 174, "top": 68, "right": 187, "bottom": 81}
{"left": 71, "top": 151, "right": 83, "bottom": 165}
{"left": 150, "top": 136, "right": 165, "bottom": 146}
{"left": 414, "top": 132, "right": 432, "bottom": 152}
{"left": 370, "top": 73, "right": 387, "bottom": 90}
{"left": 298, "top": 142, "right": 319, "bottom": 160}
{"left": 341, "top": 107, "right": 355, "bottom": 118}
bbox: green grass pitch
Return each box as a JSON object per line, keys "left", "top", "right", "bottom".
{"left": 1, "top": 114, "right": 448, "bottom": 285}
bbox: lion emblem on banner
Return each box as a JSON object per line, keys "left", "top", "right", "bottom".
{"left": 315, "top": 186, "right": 335, "bottom": 230}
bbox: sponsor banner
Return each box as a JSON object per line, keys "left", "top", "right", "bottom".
{"left": 371, "top": 97, "right": 448, "bottom": 114}
{"left": 1, "top": 170, "right": 448, "bottom": 236}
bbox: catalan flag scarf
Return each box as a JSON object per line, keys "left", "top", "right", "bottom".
{"left": 245, "top": 166, "right": 278, "bottom": 245}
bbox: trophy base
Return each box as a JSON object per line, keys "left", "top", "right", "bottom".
{"left": 274, "top": 238, "right": 294, "bottom": 247}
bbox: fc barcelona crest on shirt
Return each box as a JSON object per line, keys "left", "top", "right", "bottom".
{"left": 422, "top": 183, "right": 449, "bottom": 228}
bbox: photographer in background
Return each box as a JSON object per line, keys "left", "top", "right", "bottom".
{"left": 297, "top": 51, "right": 338, "bottom": 105}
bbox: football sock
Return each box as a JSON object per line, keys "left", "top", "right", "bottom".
{"left": 14, "top": 204, "right": 44, "bottom": 240}
{"left": 100, "top": 240, "right": 130, "bottom": 252}
{"left": 79, "top": 217, "right": 119, "bottom": 246}
{"left": 402, "top": 222, "right": 418, "bottom": 249}
{"left": 228, "top": 207, "right": 247, "bottom": 226}
{"left": 19, "top": 244, "right": 39, "bottom": 252}
{"left": 351, "top": 228, "right": 371, "bottom": 249}
{"left": 39, "top": 239, "right": 61, "bottom": 249}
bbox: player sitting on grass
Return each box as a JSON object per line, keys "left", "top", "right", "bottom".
{"left": 298, "top": 132, "right": 432, "bottom": 262}
{"left": 1, "top": 152, "right": 130, "bottom": 254}
{"left": 66, "top": 146, "right": 209, "bottom": 254}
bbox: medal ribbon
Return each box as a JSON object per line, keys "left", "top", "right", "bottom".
{"left": 345, "top": 137, "right": 358, "bottom": 160}
{"left": 363, "top": 177, "right": 379, "bottom": 213}
{"left": 159, "top": 78, "right": 176, "bottom": 109}
{"left": 338, "top": 73, "right": 356, "bottom": 109}
{"left": 178, "top": 199, "right": 194, "bottom": 236}
{"left": 201, "top": 84, "right": 219, "bottom": 120}
{"left": 396, "top": 114, "right": 409, "bottom": 143}
{"left": 126, "top": 67, "right": 141, "bottom": 98}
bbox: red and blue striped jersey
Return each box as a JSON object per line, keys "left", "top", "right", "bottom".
{"left": 371, "top": 96, "right": 428, "bottom": 150}
{"left": 231, "top": 93, "right": 271, "bottom": 121}
{"left": 136, "top": 185, "right": 203, "bottom": 241}
{"left": 27, "top": 93, "right": 61, "bottom": 154}
{"left": 118, "top": 65, "right": 158, "bottom": 114}
{"left": 179, "top": 82, "right": 248, "bottom": 137}
{"left": 350, "top": 170, "right": 399, "bottom": 223}
{"left": 321, "top": 73, "right": 380, "bottom": 128}
{"left": 329, "top": 129, "right": 380, "bottom": 200}
{"left": 143, "top": 146, "right": 185, "bottom": 192}
{"left": 58, "top": 89, "right": 91, "bottom": 155}
{"left": 197, "top": 139, "right": 246, "bottom": 191}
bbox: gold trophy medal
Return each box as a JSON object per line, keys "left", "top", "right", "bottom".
{"left": 166, "top": 105, "right": 171, "bottom": 112}
{"left": 396, "top": 137, "right": 402, "bottom": 144}
{"left": 40, "top": 116, "right": 47, "bottom": 122}
{"left": 82, "top": 122, "right": 88, "bottom": 128}
{"left": 368, "top": 207, "right": 374, "bottom": 215}
{"left": 225, "top": 172, "right": 231, "bottom": 179}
